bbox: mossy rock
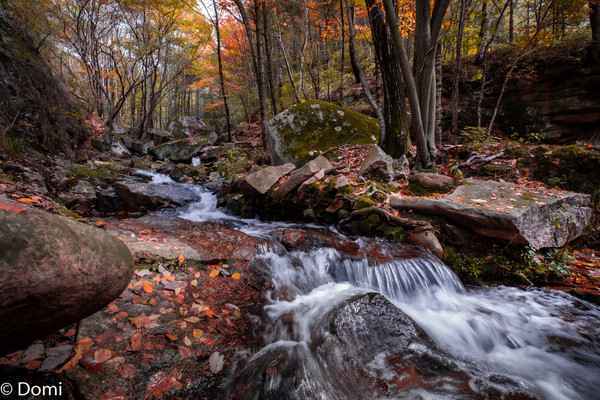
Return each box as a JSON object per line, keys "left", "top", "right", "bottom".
{"left": 267, "top": 100, "right": 379, "bottom": 165}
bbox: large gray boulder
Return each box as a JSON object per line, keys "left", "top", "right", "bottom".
{"left": 0, "top": 200, "right": 133, "bottom": 354}
{"left": 267, "top": 100, "right": 379, "bottom": 165}
{"left": 244, "top": 163, "right": 296, "bottom": 195}
{"left": 390, "top": 178, "right": 592, "bottom": 249}
{"left": 149, "top": 137, "right": 211, "bottom": 163}
{"left": 227, "top": 293, "right": 484, "bottom": 399}
{"left": 114, "top": 179, "right": 200, "bottom": 212}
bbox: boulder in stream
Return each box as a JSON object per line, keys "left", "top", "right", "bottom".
{"left": 228, "top": 293, "right": 504, "bottom": 400}
{"left": 0, "top": 200, "right": 133, "bottom": 355}
{"left": 114, "top": 179, "right": 200, "bottom": 212}
{"left": 391, "top": 178, "right": 593, "bottom": 249}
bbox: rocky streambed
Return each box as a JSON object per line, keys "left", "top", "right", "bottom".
{"left": 2, "top": 170, "right": 600, "bottom": 399}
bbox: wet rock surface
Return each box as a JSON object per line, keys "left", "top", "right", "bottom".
{"left": 228, "top": 293, "right": 534, "bottom": 400}
{"left": 391, "top": 178, "right": 593, "bottom": 249}
{"left": 114, "top": 179, "right": 200, "bottom": 212}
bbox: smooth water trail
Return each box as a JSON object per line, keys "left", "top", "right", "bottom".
{"left": 136, "top": 170, "right": 600, "bottom": 399}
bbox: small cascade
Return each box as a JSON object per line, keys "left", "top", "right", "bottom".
{"left": 127, "top": 170, "right": 600, "bottom": 399}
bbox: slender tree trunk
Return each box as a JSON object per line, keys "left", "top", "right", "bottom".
{"left": 339, "top": 0, "right": 345, "bottom": 100}
{"left": 347, "top": 2, "right": 385, "bottom": 141}
{"left": 366, "top": 0, "right": 409, "bottom": 158}
{"left": 435, "top": 44, "right": 443, "bottom": 146}
{"left": 232, "top": 0, "right": 268, "bottom": 150}
{"left": 262, "top": 2, "right": 278, "bottom": 115}
{"left": 509, "top": 0, "right": 515, "bottom": 43}
{"left": 274, "top": 16, "right": 300, "bottom": 103}
{"left": 213, "top": 0, "right": 232, "bottom": 142}
{"left": 451, "top": 0, "right": 469, "bottom": 135}
{"left": 590, "top": 0, "right": 600, "bottom": 63}
{"left": 477, "top": 0, "right": 489, "bottom": 63}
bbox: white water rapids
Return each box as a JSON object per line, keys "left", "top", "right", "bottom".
{"left": 139, "top": 171, "right": 600, "bottom": 399}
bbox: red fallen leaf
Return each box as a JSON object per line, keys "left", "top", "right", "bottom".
{"left": 95, "top": 220, "right": 107, "bottom": 228}
{"left": 130, "top": 331, "right": 143, "bottom": 352}
{"left": 115, "top": 311, "right": 128, "bottom": 320}
{"left": 145, "top": 370, "right": 183, "bottom": 399}
{"left": 94, "top": 348, "right": 113, "bottom": 364}
{"left": 24, "top": 360, "right": 42, "bottom": 370}
{"left": 106, "top": 303, "right": 119, "bottom": 314}
{"left": 120, "top": 363, "right": 136, "bottom": 379}
{"left": 178, "top": 346, "right": 193, "bottom": 359}
{"left": 0, "top": 201, "right": 26, "bottom": 214}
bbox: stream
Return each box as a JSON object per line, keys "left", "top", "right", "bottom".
{"left": 137, "top": 170, "right": 600, "bottom": 400}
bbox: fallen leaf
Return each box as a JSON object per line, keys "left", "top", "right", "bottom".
{"left": 142, "top": 281, "right": 154, "bottom": 294}
{"left": 178, "top": 255, "right": 186, "bottom": 266}
{"left": 120, "top": 363, "right": 136, "bottom": 379}
{"left": 165, "top": 333, "right": 178, "bottom": 342}
{"left": 95, "top": 220, "right": 107, "bottom": 228}
{"left": 130, "top": 332, "right": 143, "bottom": 352}
{"left": 178, "top": 346, "right": 193, "bottom": 359}
{"left": 209, "top": 352, "right": 224, "bottom": 374}
{"left": 231, "top": 272, "right": 241, "bottom": 281}
{"left": 183, "top": 336, "right": 192, "bottom": 347}
{"left": 192, "top": 329, "right": 204, "bottom": 338}
{"left": 94, "top": 349, "right": 113, "bottom": 364}
{"left": 209, "top": 269, "right": 220, "bottom": 279}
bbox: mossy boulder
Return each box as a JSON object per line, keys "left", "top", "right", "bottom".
{"left": 267, "top": 100, "right": 379, "bottom": 165}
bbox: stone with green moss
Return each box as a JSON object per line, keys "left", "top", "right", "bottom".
{"left": 267, "top": 100, "right": 379, "bottom": 165}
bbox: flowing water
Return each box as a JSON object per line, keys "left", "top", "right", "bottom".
{"left": 141, "top": 171, "right": 600, "bottom": 399}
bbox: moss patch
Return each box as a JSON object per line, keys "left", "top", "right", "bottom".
{"left": 269, "top": 100, "right": 379, "bottom": 164}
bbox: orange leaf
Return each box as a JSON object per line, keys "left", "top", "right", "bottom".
{"left": 165, "top": 333, "right": 178, "bottom": 342}
{"left": 209, "top": 269, "right": 220, "bottom": 279}
{"left": 142, "top": 281, "right": 154, "bottom": 294}
{"left": 192, "top": 329, "right": 204, "bottom": 338}
{"left": 178, "top": 255, "right": 186, "bottom": 266}
{"left": 231, "top": 272, "right": 241, "bottom": 281}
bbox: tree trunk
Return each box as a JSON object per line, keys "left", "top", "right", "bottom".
{"left": 213, "top": 0, "right": 232, "bottom": 142}
{"left": 591, "top": 0, "right": 600, "bottom": 63}
{"left": 339, "top": 0, "right": 345, "bottom": 100}
{"left": 477, "top": 0, "right": 489, "bottom": 63}
{"left": 451, "top": 0, "right": 469, "bottom": 135}
{"left": 365, "top": 0, "right": 409, "bottom": 158}
{"left": 347, "top": 2, "right": 385, "bottom": 141}
{"left": 262, "top": 2, "right": 278, "bottom": 115}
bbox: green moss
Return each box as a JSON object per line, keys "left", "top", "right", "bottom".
{"left": 382, "top": 226, "right": 405, "bottom": 242}
{"left": 353, "top": 196, "right": 376, "bottom": 210}
{"left": 273, "top": 100, "right": 379, "bottom": 164}
{"left": 68, "top": 163, "right": 118, "bottom": 182}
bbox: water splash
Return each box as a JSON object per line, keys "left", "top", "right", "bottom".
{"left": 258, "top": 246, "right": 600, "bottom": 400}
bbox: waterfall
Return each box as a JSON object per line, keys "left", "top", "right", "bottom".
{"left": 130, "top": 171, "right": 600, "bottom": 400}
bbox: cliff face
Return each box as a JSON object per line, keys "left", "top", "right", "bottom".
{"left": 0, "top": 8, "right": 88, "bottom": 156}
{"left": 455, "top": 42, "right": 600, "bottom": 145}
